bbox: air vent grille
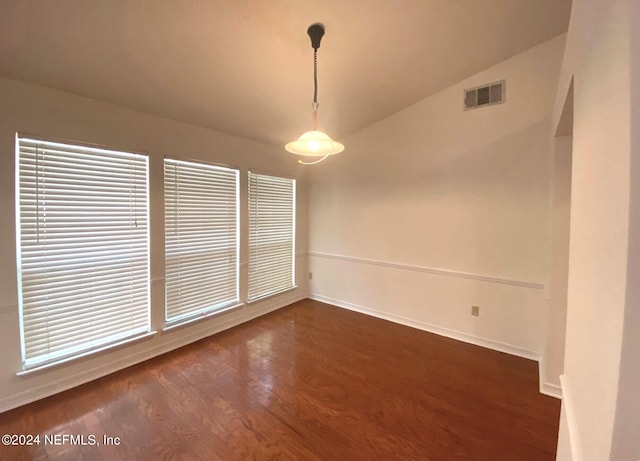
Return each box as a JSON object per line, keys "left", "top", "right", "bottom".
{"left": 464, "top": 80, "right": 505, "bottom": 110}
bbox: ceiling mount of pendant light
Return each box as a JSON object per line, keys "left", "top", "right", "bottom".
{"left": 285, "top": 23, "right": 344, "bottom": 165}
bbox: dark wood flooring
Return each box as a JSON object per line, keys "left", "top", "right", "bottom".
{"left": 0, "top": 299, "right": 560, "bottom": 460}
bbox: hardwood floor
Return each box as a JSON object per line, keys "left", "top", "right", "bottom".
{"left": 0, "top": 299, "right": 560, "bottom": 460}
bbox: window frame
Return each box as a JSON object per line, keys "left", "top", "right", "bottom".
{"left": 15, "top": 133, "right": 152, "bottom": 371}
{"left": 247, "top": 171, "right": 297, "bottom": 302}
{"left": 163, "top": 157, "right": 241, "bottom": 326}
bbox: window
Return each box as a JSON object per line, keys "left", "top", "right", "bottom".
{"left": 164, "top": 159, "right": 239, "bottom": 323}
{"left": 15, "top": 136, "right": 150, "bottom": 369}
{"left": 248, "top": 172, "right": 296, "bottom": 301}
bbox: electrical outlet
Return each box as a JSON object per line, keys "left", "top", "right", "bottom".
{"left": 308, "top": 272, "right": 313, "bottom": 280}
{"left": 471, "top": 305, "right": 480, "bottom": 317}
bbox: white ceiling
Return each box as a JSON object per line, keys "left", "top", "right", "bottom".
{"left": 0, "top": 0, "right": 572, "bottom": 147}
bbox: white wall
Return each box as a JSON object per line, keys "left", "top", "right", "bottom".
{"left": 308, "top": 36, "right": 565, "bottom": 362}
{"left": 552, "top": 0, "right": 640, "bottom": 459}
{"left": 610, "top": 2, "right": 640, "bottom": 458}
{"left": 0, "top": 77, "right": 308, "bottom": 412}
{"left": 543, "top": 134, "right": 572, "bottom": 394}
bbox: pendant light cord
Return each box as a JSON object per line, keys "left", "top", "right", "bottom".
{"left": 299, "top": 154, "right": 329, "bottom": 165}
{"left": 312, "top": 49, "right": 319, "bottom": 130}
{"left": 313, "top": 49, "right": 318, "bottom": 105}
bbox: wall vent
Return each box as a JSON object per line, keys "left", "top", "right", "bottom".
{"left": 464, "top": 80, "right": 505, "bottom": 110}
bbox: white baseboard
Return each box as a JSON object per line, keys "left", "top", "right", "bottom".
{"left": 541, "top": 381, "right": 562, "bottom": 399}
{"left": 538, "top": 358, "right": 563, "bottom": 399}
{"left": 310, "top": 294, "right": 564, "bottom": 398}
{"left": 309, "top": 294, "right": 540, "bottom": 361}
{"left": 560, "top": 374, "right": 583, "bottom": 460}
{"left": 0, "top": 292, "right": 305, "bottom": 413}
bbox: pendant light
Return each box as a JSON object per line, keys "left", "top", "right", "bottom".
{"left": 285, "top": 23, "right": 344, "bottom": 165}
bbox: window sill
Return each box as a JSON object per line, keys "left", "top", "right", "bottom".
{"left": 17, "top": 330, "right": 158, "bottom": 377}
{"left": 162, "top": 302, "right": 245, "bottom": 332}
{"left": 247, "top": 285, "right": 298, "bottom": 305}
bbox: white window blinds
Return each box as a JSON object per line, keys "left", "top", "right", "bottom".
{"left": 248, "top": 172, "right": 296, "bottom": 301}
{"left": 164, "top": 159, "right": 239, "bottom": 322}
{"left": 16, "top": 136, "right": 150, "bottom": 369}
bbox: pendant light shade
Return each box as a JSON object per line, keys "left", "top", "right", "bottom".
{"left": 285, "top": 130, "right": 345, "bottom": 157}
{"left": 286, "top": 23, "right": 344, "bottom": 165}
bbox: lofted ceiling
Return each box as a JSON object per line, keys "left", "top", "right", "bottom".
{"left": 0, "top": 0, "right": 572, "bottom": 147}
